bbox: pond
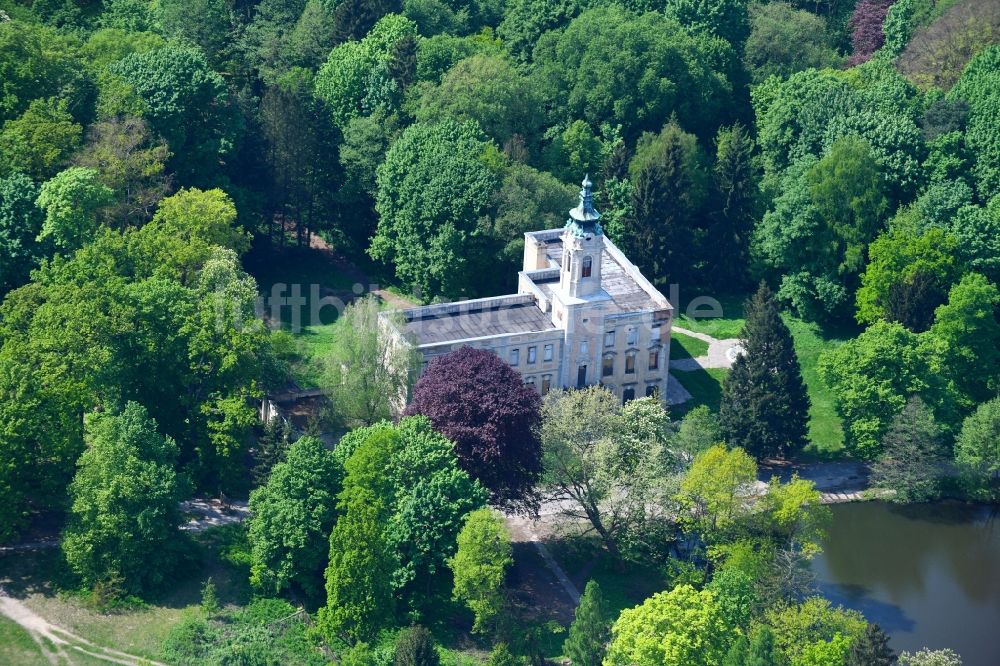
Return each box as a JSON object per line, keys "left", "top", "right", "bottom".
{"left": 812, "top": 501, "right": 1000, "bottom": 665}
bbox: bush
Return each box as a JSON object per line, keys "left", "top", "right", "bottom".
{"left": 394, "top": 625, "right": 440, "bottom": 666}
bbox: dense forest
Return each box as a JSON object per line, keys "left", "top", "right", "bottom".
{"left": 1, "top": 0, "right": 999, "bottom": 663}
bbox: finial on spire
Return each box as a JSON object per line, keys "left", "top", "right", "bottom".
{"left": 569, "top": 174, "right": 600, "bottom": 226}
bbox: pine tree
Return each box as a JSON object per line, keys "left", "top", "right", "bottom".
{"left": 847, "top": 623, "right": 897, "bottom": 666}
{"left": 872, "top": 397, "right": 946, "bottom": 503}
{"left": 251, "top": 417, "right": 294, "bottom": 487}
{"left": 563, "top": 580, "right": 611, "bottom": 666}
{"left": 720, "top": 282, "right": 811, "bottom": 459}
{"left": 711, "top": 123, "right": 756, "bottom": 288}
{"left": 200, "top": 577, "right": 220, "bottom": 617}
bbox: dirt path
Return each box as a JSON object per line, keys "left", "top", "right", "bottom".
{"left": 304, "top": 227, "right": 416, "bottom": 310}
{"left": 670, "top": 326, "right": 743, "bottom": 372}
{"left": 0, "top": 588, "right": 166, "bottom": 666}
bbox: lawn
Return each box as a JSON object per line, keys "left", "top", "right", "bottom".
{"left": 0, "top": 526, "right": 255, "bottom": 664}
{"left": 675, "top": 292, "right": 747, "bottom": 340}
{"left": 669, "top": 331, "right": 709, "bottom": 360}
{"left": 671, "top": 367, "right": 728, "bottom": 416}
{"left": 783, "top": 316, "right": 850, "bottom": 457}
{"left": 245, "top": 244, "right": 366, "bottom": 389}
{"left": 671, "top": 291, "right": 851, "bottom": 456}
{"left": 0, "top": 615, "right": 49, "bottom": 666}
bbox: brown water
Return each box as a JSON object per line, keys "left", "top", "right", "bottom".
{"left": 812, "top": 501, "right": 1000, "bottom": 665}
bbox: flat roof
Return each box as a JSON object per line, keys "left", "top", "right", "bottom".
{"left": 401, "top": 296, "right": 556, "bottom": 347}
{"left": 534, "top": 236, "right": 671, "bottom": 315}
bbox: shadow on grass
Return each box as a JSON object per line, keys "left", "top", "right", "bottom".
{"left": 0, "top": 525, "right": 253, "bottom": 613}
{"left": 670, "top": 367, "right": 727, "bottom": 417}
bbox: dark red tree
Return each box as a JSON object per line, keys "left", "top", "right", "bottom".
{"left": 848, "top": 0, "right": 896, "bottom": 65}
{"left": 404, "top": 346, "right": 542, "bottom": 514}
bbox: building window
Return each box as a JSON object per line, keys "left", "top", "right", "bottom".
{"left": 525, "top": 376, "right": 536, "bottom": 386}
{"left": 625, "top": 351, "right": 636, "bottom": 374}
{"left": 543, "top": 344, "right": 553, "bottom": 361}
{"left": 541, "top": 375, "right": 552, "bottom": 395}
{"left": 604, "top": 330, "right": 615, "bottom": 348}
{"left": 645, "top": 384, "right": 658, "bottom": 398}
{"left": 577, "top": 364, "right": 587, "bottom": 388}
{"left": 627, "top": 327, "right": 637, "bottom": 346}
{"left": 528, "top": 346, "right": 537, "bottom": 364}
{"left": 651, "top": 326, "right": 661, "bottom": 342}
{"left": 580, "top": 340, "right": 588, "bottom": 355}
{"left": 623, "top": 387, "right": 636, "bottom": 403}
{"left": 602, "top": 355, "right": 614, "bottom": 377}
{"left": 510, "top": 348, "right": 519, "bottom": 366}
{"left": 582, "top": 255, "right": 593, "bottom": 278}
{"left": 649, "top": 349, "right": 659, "bottom": 370}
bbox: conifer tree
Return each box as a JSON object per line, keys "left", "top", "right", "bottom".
{"left": 847, "top": 623, "right": 897, "bottom": 666}
{"left": 720, "top": 283, "right": 811, "bottom": 459}
{"left": 563, "top": 580, "right": 611, "bottom": 666}
{"left": 711, "top": 123, "right": 757, "bottom": 288}
{"left": 748, "top": 626, "right": 779, "bottom": 666}
{"left": 722, "top": 635, "right": 749, "bottom": 666}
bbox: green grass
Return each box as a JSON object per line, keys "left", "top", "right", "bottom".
{"left": 669, "top": 332, "right": 709, "bottom": 360}
{"left": 0, "top": 526, "right": 255, "bottom": 665}
{"left": 0, "top": 615, "right": 49, "bottom": 666}
{"left": 671, "top": 367, "right": 728, "bottom": 416}
{"left": 675, "top": 293, "right": 747, "bottom": 340}
{"left": 783, "top": 316, "right": 850, "bottom": 458}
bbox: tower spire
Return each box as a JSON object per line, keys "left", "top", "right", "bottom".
{"left": 566, "top": 174, "right": 602, "bottom": 237}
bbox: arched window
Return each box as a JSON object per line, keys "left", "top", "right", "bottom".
{"left": 582, "top": 255, "right": 593, "bottom": 278}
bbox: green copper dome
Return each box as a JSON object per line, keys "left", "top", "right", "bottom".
{"left": 565, "top": 174, "right": 602, "bottom": 238}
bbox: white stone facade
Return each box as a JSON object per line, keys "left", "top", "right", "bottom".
{"left": 388, "top": 178, "right": 674, "bottom": 404}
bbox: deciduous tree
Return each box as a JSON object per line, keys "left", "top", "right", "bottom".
{"left": 36, "top": 167, "right": 115, "bottom": 253}
{"left": 605, "top": 585, "right": 733, "bottom": 666}
{"left": 405, "top": 347, "right": 542, "bottom": 512}
{"left": 326, "top": 295, "right": 417, "bottom": 428}
{"left": 61, "top": 402, "right": 187, "bottom": 597}
{"left": 449, "top": 508, "right": 512, "bottom": 635}
{"left": 541, "top": 388, "right": 677, "bottom": 561}
{"left": 954, "top": 396, "right": 1000, "bottom": 484}
{"left": 248, "top": 436, "right": 342, "bottom": 603}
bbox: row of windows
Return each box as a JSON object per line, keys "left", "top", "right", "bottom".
{"left": 524, "top": 375, "right": 553, "bottom": 395}
{"left": 601, "top": 349, "right": 660, "bottom": 377}
{"left": 510, "top": 343, "right": 554, "bottom": 367}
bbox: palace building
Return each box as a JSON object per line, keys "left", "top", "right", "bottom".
{"left": 387, "top": 176, "right": 674, "bottom": 404}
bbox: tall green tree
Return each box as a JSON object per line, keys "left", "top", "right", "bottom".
{"left": 108, "top": 46, "right": 237, "bottom": 184}
{"left": 954, "top": 397, "right": 1000, "bottom": 486}
{"left": 820, "top": 320, "right": 954, "bottom": 460}
{"left": 324, "top": 296, "right": 417, "bottom": 428}
{"left": 924, "top": 273, "right": 1000, "bottom": 408}
{"left": 370, "top": 119, "right": 497, "bottom": 300}
{"left": 0, "top": 97, "right": 82, "bottom": 180}
{"left": 857, "top": 224, "right": 964, "bottom": 330}
{"left": 449, "top": 508, "right": 512, "bottom": 636}
{"left": 61, "top": 402, "right": 187, "bottom": 597}
{"left": 320, "top": 490, "right": 396, "bottom": 644}
{"left": 0, "top": 173, "right": 44, "bottom": 295}
{"left": 563, "top": 580, "right": 612, "bottom": 666}
{"left": 394, "top": 625, "right": 440, "bottom": 666}
{"left": 872, "top": 396, "right": 947, "bottom": 503}
{"left": 36, "top": 167, "right": 115, "bottom": 253}
{"left": 720, "top": 283, "right": 810, "bottom": 460}
{"left": 605, "top": 584, "right": 733, "bottom": 666}
{"left": 248, "top": 436, "right": 342, "bottom": 603}
{"left": 541, "top": 389, "right": 677, "bottom": 562}
{"left": 711, "top": 123, "right": 757, "bottom": 287}
{"left": 677, "top": 444, "right": 757, "bottom": 541}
